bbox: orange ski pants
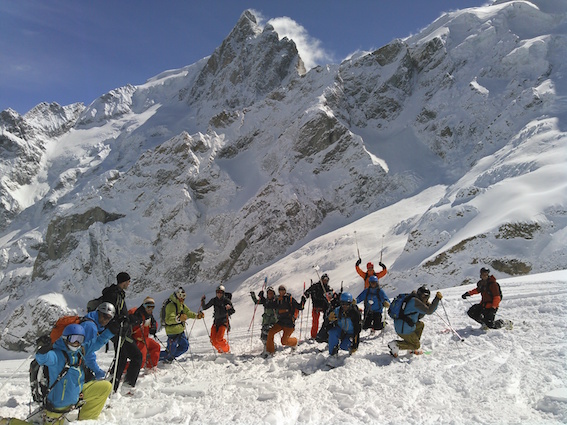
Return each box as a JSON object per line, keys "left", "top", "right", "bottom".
{"left": 211, "top": 324, "right": 230, "bottom": 353}
{"left": 266, "top": 324, "right": 297, "bottom": 353}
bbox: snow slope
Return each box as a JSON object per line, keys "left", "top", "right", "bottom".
{"left": 0, "top": 270, "right": 565, "bottom": 425}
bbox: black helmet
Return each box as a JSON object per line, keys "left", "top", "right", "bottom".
{"left": 480, "top": 267, "right": 490, "bottom": 275}
{"left": 417, "top": 286, "right": 431, "bottom": 299}
{"left": 321, "top": 273, "right": 329, "bottom": 281}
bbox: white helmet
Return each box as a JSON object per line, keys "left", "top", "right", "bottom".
{"left": 175, "top": 287, "right": 186, "bottom": 300}
{"left": 97, "top": 302, "right": 116, "bottom": 319}
{"left": 216, "top": 285, "right": 225, "bottom": 293}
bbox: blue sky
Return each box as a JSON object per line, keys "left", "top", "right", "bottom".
{"left": 0, "top": 0, "right": 487, "bottom": 115}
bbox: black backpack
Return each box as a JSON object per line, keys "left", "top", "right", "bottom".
{"left": 29, "top": 335, "right": 77, "bottom": 410}
{"left": 86, "top": 295, "right": 104, "bottom": 312}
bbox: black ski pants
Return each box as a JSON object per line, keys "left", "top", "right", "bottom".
{"left": 363, "top": 310, "right": 384, "bottom": 331}
{"left": 112, "top": 335, "right": 142, "bottom": 391}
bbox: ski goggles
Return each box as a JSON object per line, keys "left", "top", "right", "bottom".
{"left": 64, "top": 334, "right": 85, "bottom": 345}
{"left": 143, "top": 303, "right": 155, "bottom": 309}
{"left": 100, "top": 312, "right": 113, "bottom": 321}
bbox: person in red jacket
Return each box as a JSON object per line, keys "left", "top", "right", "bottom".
{"left": 128, "top": 297, "right": 160, "bottom": 369}
{"left": 462, "top": 267, "right": 503, "bottom": 329}
{"left": 355, "top": 259, "right": 387, "bottom": 289}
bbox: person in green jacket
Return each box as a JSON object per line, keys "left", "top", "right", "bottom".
{"left": 250, "top": 286, "right": 278, "bottom": 354}
{"left": 159, "top": 287, "right": 203, "bottom": 363}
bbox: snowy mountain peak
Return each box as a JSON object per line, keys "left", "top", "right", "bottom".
{"left": 0, "top": 3, "right": 565, "bottom": 351}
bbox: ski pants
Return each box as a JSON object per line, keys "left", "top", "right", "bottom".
{"left": 160, "top": 332, "right": 189, "bottom": 361}
{"left": 112, "top": 336, "right": 142, "bottom": 391}
{"left": 311, "top": 308, "right": 324, "bottom": 339}
{"left": 363, "top": 310, "right": 384, "bottom": 331}
{"left": 136, "top": 337, "right": 160, "bottom": 368}
{"left": 396, "top": 320, "right": 425, "bottom": 351}
{"left": 266, "top": 324, "right": 297, "bottom": 353}
{"left": 467, "top": 304, "right": 497, "bottom": 328}
{"left": 211, "top": 324, "right": 230, "bottom": 353}
{"left": 328, "top": 327, "right": 352, "bottom": 354}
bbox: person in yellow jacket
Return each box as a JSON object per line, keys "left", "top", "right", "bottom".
{"left": 159, "top": 287, "right": 203, "bottom": 363}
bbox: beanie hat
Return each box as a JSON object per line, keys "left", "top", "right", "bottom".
{"left": 116, "top": 272, "right": 131, "bottom": 284}
{"left": 143, "top": 296, "right": 155, "bottom": 305}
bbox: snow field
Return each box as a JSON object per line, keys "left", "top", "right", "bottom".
{"left": 1, "top": 271, "right": 566, "bottom": 424}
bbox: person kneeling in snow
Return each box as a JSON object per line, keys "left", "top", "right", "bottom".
{"left": 388, "top": 286, "right": 442, "bottom": 357}
{"left": 37, "top": 324, "right": 114, "bottom": 423}
{"left": 264, "top": 285, "right": 305, "bottom": 355}
{"left": 462, "top": 267, "right": 503, "bottom": 329}
{"left": 327, "top": 292, "right": 361, "bottom": 356}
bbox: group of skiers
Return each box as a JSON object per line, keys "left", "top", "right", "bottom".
{"left": 9, "top": 263, "right": 503, "bottom": 424}
{"left": 250, "top": 262, "right": 505, "bottom": 360}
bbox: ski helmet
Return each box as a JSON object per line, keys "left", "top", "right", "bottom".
{"left": 216, "top": 285, "right": 225, "bottom": 293}
{"left": 417, "top": 285, "right": 431, "bottom": 299}
{"left": 367, "top": 262, "right": 374, "bottom": 269}
{"left": 369, "top": 275, "right": 379, "bottom": 285}
{"left": 340, "top": 292, "right": 353, "bottom": 304}
{"left": 480, "top": 267, "right": 490, "bottom": 276}
{"left": 62, "top": 324, "right": 85, "bottom": 351}
{"left": 266, "top": 286, "right": 275, "bottom": 294}
{"left": 175, "top": 287, "right": 186, "bottom": 300}
{"left": 321, "top": 273, "right": 329, "bottom": 282}
{"left": 97, "top": 302, "right": 116, "bottom": 319}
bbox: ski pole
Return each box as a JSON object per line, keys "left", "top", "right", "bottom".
{"left": 299, "top": 281, "right": 305, "bottom": 342}
{"left": 154, "top": 335, "right": 189, "bottom": 373}
{"left": 380, "top": 234, "right": 384, "bottom": 262}
{"left": 111, "top": 321, "right": 124, "bottom": 393}
{"left": 354, "top": 230, "right": 361, "bottom": 260}
{"left": 435, "top": 311, "right": 464, "bottom": 342}
{"left": 249, "top": 277, "right": 268, "bottom": 332}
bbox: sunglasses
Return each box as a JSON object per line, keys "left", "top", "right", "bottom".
{"left": 64, "top": 334, "right": 85, "bottom": 345}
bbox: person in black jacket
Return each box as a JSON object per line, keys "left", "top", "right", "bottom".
{"left": 201, "top": 285, "right": 235, "bottom": 353}
{"left": 264, "top": 285, "right": 305, "bottom": 355}
{"left": 102, "top": 271, "right": 143, "bottom": 392}
{"left": 304, "top": 273, "right": 334, "bottom": 339}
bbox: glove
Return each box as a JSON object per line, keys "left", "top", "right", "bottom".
{"left": 250, "top": 291, "right": 255, "bottom": 297}
{"left": 383, "top": 301, "right": 390, "bottom": 308}
{"left": 304, "top": 291, "right": 310, "bottom": 299}
{"left": 462, "top": 292, "right": 470, "bottom": 299}
{"left": 301, "top": 295, "right": 306, "bottom": 306}
{"left": 177, "top": 313, "right": 188, "bottom": 323}
{"left": 328, "top": 311, "right": 337, "bottom": 322}
{"left": 379, "top": 262, "right": 386, "bottom": 269}
{"left": 355, "top": 258, "right": 362, "bottom": 267}
{"left": 37, "top": 344, "right": 51, "bottom": 355}
{"left": 106, "top": 319, "right": 121, "bottom": 335}
{"left": 258, "top": 290, "right": 264, "bottom": 298}
{"left": 197, "top": 311, "right": 204, "bottom": 319}
{"left": 201, "top": 295, "right": 206, "bottom": 302}
{"left": 436, "top": 291, "right": 443, "bottom": 300}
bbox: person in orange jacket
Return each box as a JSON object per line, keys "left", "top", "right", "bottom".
{"left": 462, "top": 267, "right": 503, "bottom": 329}
{"left": 201, "top": 285, "right": 235, "bottom": 353}
{"left": 128, "top": 297, "right": 160, "bottom": 369}
{"left": 355, "top": 259, "right": 387, "bottom": 289}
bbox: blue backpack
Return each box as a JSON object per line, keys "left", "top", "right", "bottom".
{"left": 387, "top": 293, "right": 416, "bottom": 326}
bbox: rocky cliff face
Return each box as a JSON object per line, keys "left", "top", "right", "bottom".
{"left": 0, "top": 4, "right": 565, "bottom": 350}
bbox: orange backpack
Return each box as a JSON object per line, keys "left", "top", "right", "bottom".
{"left": 49, "top": 316, "right": 91, "bottom": 343}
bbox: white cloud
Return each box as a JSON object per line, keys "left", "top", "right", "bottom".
{"left": 267, "top": 16, "right": 334, "bottom": 69}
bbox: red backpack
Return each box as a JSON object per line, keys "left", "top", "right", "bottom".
{"left": 49, "top": 316, "right": 92, "bottom": 343}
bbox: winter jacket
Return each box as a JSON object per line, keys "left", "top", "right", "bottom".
{"left": 81, "top": 311, "right": 108, "bottom": 379}
{"left": 250, "top": 293, "right": 278, "bottom": 326}
{"left": 356, "top": 286, "right": 390, "bottom": 313}
{"left": 356, "top": 264, "right": 387, "bottom": 289}
{"left": 305, "top": 281, "right": 333, "bottom": 310}
{"left": 101, "top": 284, "right": 141, "bottom": 338}
{"left": 164, "top": 294, "right": 198, "bottom": 336}
{"left": 264, "top": 294, "right": 304, "bottom": 329}
{"left": 331, "top": 304, "right": 361, "bottom": 349}
{"left": 202, "top": 295, "right": 235, "bottom": 327}
{"left": 129, "top": 306, "right": 158, "bottom": 341}
{"left": 35, "top": 329, "right": 114, "bottom": 410}
{"left": 465, "top": 276, "right": 501, "bottom": 309}
{"left": 394, "top": 293, "right": 440, "bottom": 335}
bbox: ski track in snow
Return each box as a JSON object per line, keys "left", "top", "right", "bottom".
{"left": 0, "top": 272, "right": 566, "bottom": 424}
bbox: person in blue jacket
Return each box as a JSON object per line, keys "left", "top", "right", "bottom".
{"left": 388, "top": 286, "right": 442, "bottom": 357}
{"left": 35, "top": 323, "right": 115, "bottom": 423}
{"left": 356, "top": 275, "right": 390, "bottom": 333}
{"left": 82, "top": 302, "right": 116, "bottom": 380}
{"left": 327, "top": 292, "right": 361, "bottom": 356}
